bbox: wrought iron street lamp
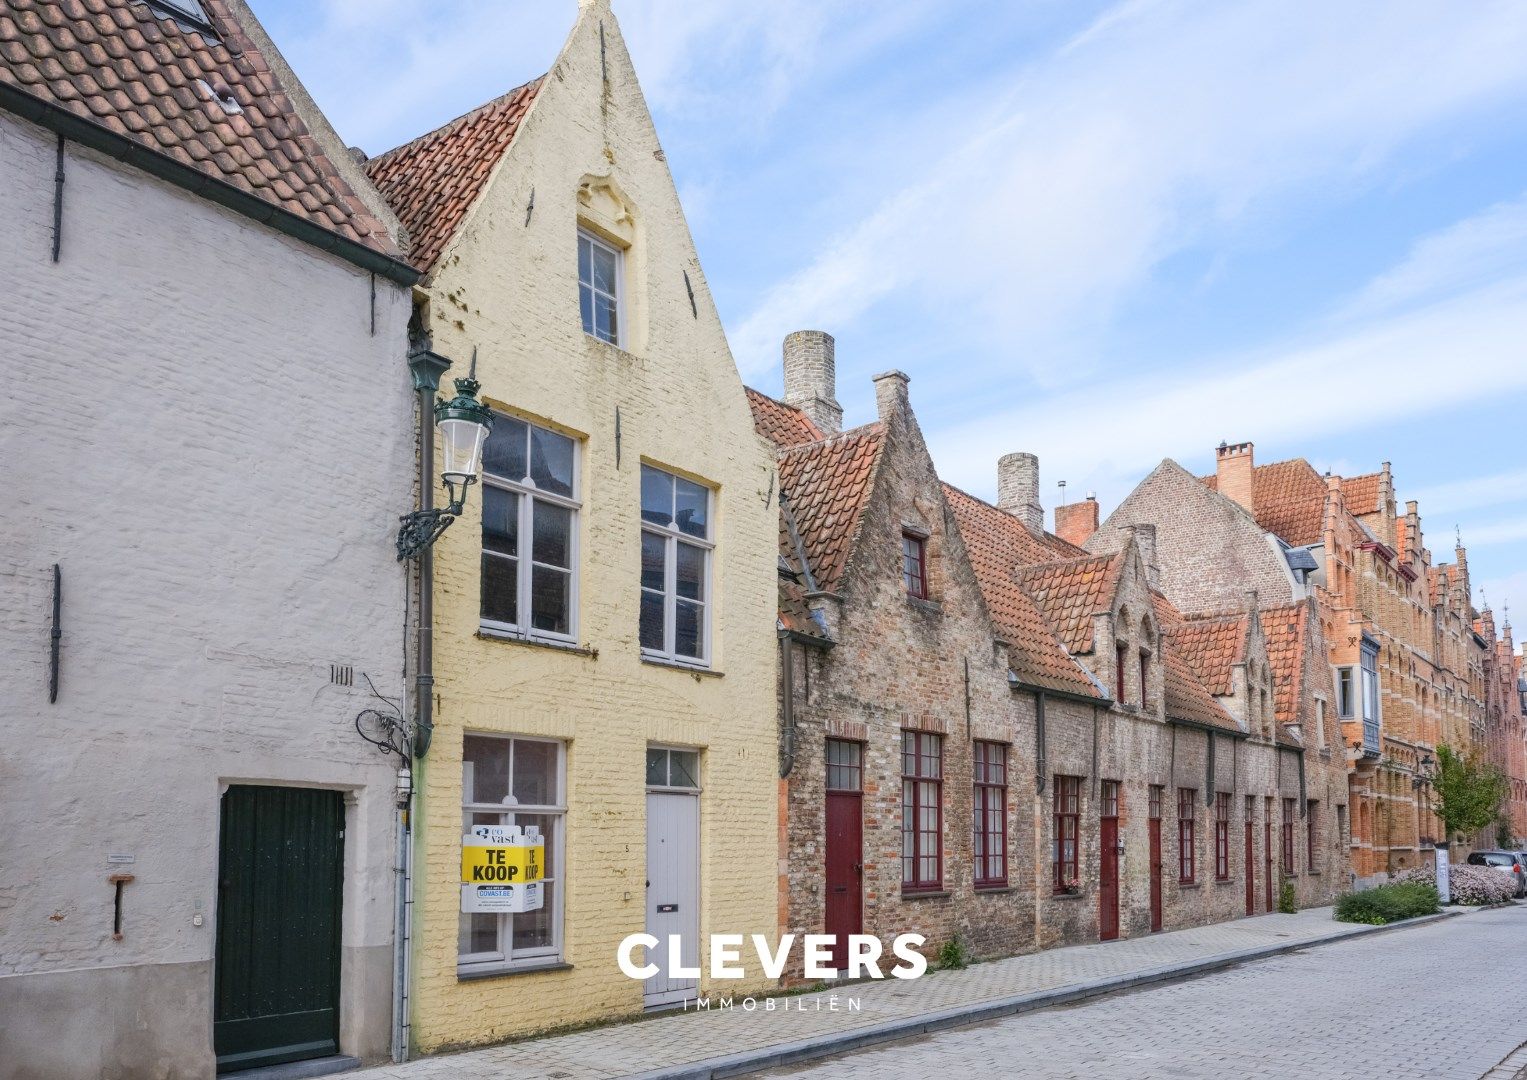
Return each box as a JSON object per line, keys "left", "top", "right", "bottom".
{"left": 396, "top": 358, "right": 493, "bottom": 561}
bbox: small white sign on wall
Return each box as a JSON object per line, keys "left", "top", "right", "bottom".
{"left": 461, "top": 881, "right": 542, "bottom": 913}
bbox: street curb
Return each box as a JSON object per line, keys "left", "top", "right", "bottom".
{"left": 628, "top": 912, "right": 1459, "bottom": 1080}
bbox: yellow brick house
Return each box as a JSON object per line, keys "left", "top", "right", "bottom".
{"left": 366, "top": 0, "right": 780, "bottom": 1052}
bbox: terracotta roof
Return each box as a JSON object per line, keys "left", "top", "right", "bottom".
{"left": 945, "top": 487, "right": 1105, "bottom": 700}
{"left": 775, "top": 425, "right": 884, "bottom": 596}
{"left": 1341, "top": 472, "right": 1383, "bottom": 516}
{"left": 1148, "top": 593, "right": 1239, "bottom": 731}
{"left": 942, "top": 484, "right": 1086, "bottom": 564}
{"left": 778, "top": 562, "right": 829, "bottom": 643}
{"left": 747, "top": 387, "right": 825, "bottom": 449}
{"left": 1259, "top": 603, "right": 1307, "bottom": 726}
{"left": 0, "top": 0, "right": 399, "bottom": 257}
{"left": 366, "top": 77, "right": 542, "bottom": 272}
{"left": 1017, "top": 553, "right": 1124, "bottom": 656}
{"left": 1167, "top": 614, "right": 1246, "bottom": 697}
{"left": 1204, "top": 458, "right": 1329, "bottom": 546}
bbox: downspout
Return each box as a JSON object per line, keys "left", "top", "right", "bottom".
{"left": 1033, "top": 690, "right": 1047, "bottom": 794}
{"left": 395, "top": 344, "right": 450, "bottom": 1062}
{"left": 1206, "top": 732, "right": 1216, "bottom": 807}
{"left": 779, "top": 631, "right": 795, "bottom": 778}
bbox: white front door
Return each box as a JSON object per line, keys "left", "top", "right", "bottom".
{"left": 645, "top": 790, "right": 699, "bottom": 1008}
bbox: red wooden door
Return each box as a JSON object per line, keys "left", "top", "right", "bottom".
{"left": 1148, "top": 786, "right": 1163, "bottom": 932}
{"left": 1264, "top": 817, "right": 1274, "bottom": 912}
{"left": 1099, "top": 781, "right": 1120, "bottom": 941}
{"left": 824, "top": 740, "right": 863, "bottom": 970}
{"left": 1244, "top": 819, "right": 1255, "bottom": 915}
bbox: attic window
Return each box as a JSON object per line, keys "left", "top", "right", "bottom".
{"left": 143, "top": 0, "right": 220, "bottom": 39}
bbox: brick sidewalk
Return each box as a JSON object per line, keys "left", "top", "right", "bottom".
{"left": 355, "top": 907, "right": 1442, "bottom": 1080}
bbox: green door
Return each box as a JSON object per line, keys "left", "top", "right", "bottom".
{"left": 214, "top": 785, "right": 345, "bottom": 1073}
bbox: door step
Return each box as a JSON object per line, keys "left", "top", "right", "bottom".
{"left": 223, "top": 1055, "right": 360, "bottom": 1080}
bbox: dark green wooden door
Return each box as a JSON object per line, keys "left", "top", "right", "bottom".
{"left": 214, "top": 785, "right": 345, "bottom": 1073}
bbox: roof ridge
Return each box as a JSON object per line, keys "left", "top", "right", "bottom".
{"left": 369, "top": 75, "right": 547, "bottom": 164}
{"left": 776, "top": 421, "right": 883, "bottom": 454}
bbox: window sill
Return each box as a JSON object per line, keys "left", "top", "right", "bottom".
{"left": 900, "top": 889, "right": 950, "bottom": 900}
{"left": 642, "top": 656, "right": 723, "bottom": 678}
{"left": 1050, "top": 890, "right": 1085, "bottom": 901}
{"left": 975, "top": 884, "right": 1014, "bottom": 894}
{"left": 1178, "top": 881, "right": 1202, "bottom": 889}
{"left": 458, "top": 960, "right": 573, "bottom": 982}
{"left": 1215, "top": 877, "right": 1234, "bottom": 885}
{"left": 905, "top": 596, "right": 943, "bottom": 614}
{"left": 477, "top": 628, "right": 596, "bottom": 658}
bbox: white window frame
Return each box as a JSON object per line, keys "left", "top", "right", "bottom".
{"left": 578, "top": 228, "right": 624, "bottom": 347}
{"left": 458, "top": 734, "right": 567, "bottom": 974}
{"left": 646, "top": 745, "right": 703, "bottom": 793}
{"left": 479, "top": 415, "right": 581, "bottom": 645}
{"left": 640, "top": 466, "right": 714, "bottom": 669}
{"left": 1335, "top": 666, "right": 1355, "bottom": 719}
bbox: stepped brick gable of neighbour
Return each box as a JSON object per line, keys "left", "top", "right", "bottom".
{"left": 365, "top": 0, "right": 780, "bottom": 1051}
{"left": 0, "top": 0, "right": 401, "bottom": 258}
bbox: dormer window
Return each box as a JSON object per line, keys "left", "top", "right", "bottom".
{"left": 578, "top": 229, "right": 622, "bottom": 345}
{"left": 902, "top": 531, "right": 928, "bottom": 599}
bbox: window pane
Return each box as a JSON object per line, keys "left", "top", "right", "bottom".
{"left": 676, "top": 542, "right": 705, "bottom": 601}
{"left": 675, "top": 600, "right": 702, "bottom": 658}
{"left": 640, "top": 590, "right": 665, "bottom": 650}
{"left": 641, "top": 466, "right": 673, "bottom": 525}
{"left": 675, "top": 478, "right": 708, "bottom": 538}
{"left": 468, "top": 912, "right": 498, "bottom": 955}
{"left": 532, "top": 502, "right": 572, "bottom": 567}
{"left": 595, "top": 294, "right": 617, "bottom": 345}
{"left": 592, "top": 243, "right": 617, "bottom": 295}
{"left": 641, "top": 531, "right": 666, "bottom": 591}
{"left": 512, "top": 812, "right": 557, "bottom": 875}
{"left": 463, "top": 736, "right": 510, "bottom": 804}
{"left": 669, "top": 751, "right": 698, "bottom": 789}
{"left": 530, "top": 566, "right": 570, "bottom": 635}
{"left": 579, "top": 284, "right": 594, "bottom": 336}
{"left": 509, "top": 738, "right": 556, "bottom": 804}
{"left": 512, "top": 880, "right": 554, "bottom": 950}
{"left": 529, "top": 428, "right": 575, "bottom": 497}
{"left": 482, "top": 416, "right": 528, "bottom": 481}
{"left": 647, "top": 749, "right": 668, "bottom": 787}
{"left": 481, "top": 486, "right": 519, "bottom": 556}
{"left": 578, "top": 234, "right": 592, "bottom": 285}
{"left": 480, "top": 554, "right": 518, "bottom": 626}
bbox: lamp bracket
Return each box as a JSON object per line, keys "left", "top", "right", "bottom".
{"left": 396, "top": 508, "right": 455, "bottom": 561}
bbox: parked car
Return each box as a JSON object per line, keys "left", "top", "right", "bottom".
{"left": 1465, "top": 851, "right": 1526, "bottom": 898}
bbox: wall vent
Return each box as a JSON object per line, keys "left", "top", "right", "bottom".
{"left": 330, "top": 664, "right": 354, "bottom": 687}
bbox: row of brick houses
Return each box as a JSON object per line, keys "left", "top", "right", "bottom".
{"left": 753, "top": 340, "right": 1350, "bottom": 966}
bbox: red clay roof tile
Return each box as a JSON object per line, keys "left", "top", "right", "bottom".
{"left": 746, "top": 388, "right": 826, "bottom": 449}
{"left": 776, "top": 424, "right": 884, "bottom": 596}
{"left": 366, "top": 76, "right": 542, "bottom": 273}
{"left": 1017, "top": 553, "right": 1124, "bottom": 656}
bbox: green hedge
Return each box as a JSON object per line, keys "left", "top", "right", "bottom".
{"left": 1333, "top": 882, "right": 1440, "bottom": 925}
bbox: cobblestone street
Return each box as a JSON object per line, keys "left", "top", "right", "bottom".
{"left": 751, "top": 905, "right": 1527, "bottom": 1080}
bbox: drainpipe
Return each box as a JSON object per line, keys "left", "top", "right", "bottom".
{"left": 779, "top": 631, "right": 796, "bottom": 778}
{"left": 395, "top": 344, "right": 450, "bottom": 1062}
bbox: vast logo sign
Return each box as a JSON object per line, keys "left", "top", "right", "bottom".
{"left": 617, "top": 933, "right": 927, "bottom": 981}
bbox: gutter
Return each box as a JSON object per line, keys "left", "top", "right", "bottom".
{"left": 0, "top": 83, "right": 420, "bottom": 286}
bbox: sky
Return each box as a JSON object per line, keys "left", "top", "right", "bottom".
{"left": 253, "top": 0, "right": 1527, "bottom": 627}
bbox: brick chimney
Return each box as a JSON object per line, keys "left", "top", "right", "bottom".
{"left": 1055, "top": 495, "right": 1099, "bottom": 548}
{"left": 872, "top": 369, "right": 911, "bottom": 422}
{"left": 997, "top": 452, "right": 1044, "bottom": 532}
{"left": 782, "top": 331, "right": 842, "bottom": 436}
{"left": 1215, "top": 441, "right": 1255, "bottom": 514}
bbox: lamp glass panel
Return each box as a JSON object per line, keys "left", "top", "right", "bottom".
{"left": 440, "top": 417, "right": 489, "bottom": 481}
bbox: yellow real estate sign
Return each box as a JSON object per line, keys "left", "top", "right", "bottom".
{"left": 461, "top": 841, "right": 544, "bottom": 884}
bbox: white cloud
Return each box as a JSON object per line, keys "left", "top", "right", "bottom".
{"left": 1407, "top": 468, "right": 1527, "bottom": 519}
{"left": 731, "top": 1, "right": 1527, "bottom": 377}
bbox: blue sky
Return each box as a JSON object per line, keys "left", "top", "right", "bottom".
{"left": 254, "top": 0, "right": 1527, "bottom": 623}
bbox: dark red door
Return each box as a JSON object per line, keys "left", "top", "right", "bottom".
{"left": 1264, "top": 813, "right": 1274, "bottom": 912}
{"left": 1099, "top": 781, "right": 1120, "bottom": 941}
{"left": 1244, "top": 819, "right": 1255, "bottom": 915}
{"left": 824, "top": 740, "right": 863, "bottom": 970}
{"left": 1148, "top": 786, "right": 1163, "bottom": 932}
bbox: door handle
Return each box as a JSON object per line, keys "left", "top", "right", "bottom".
{"left": 853, "top": 863, "right": 863, "bottom": 875}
